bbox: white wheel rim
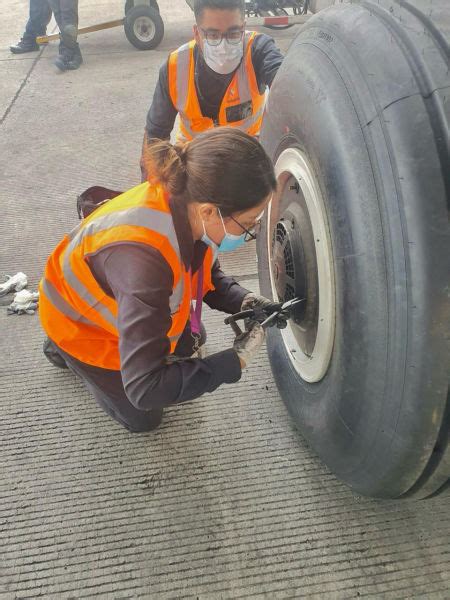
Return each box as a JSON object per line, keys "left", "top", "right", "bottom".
{"left": 133, "top": 16, "right": 156, "bottom": 42}
{"left": 268, "top": 147, "right": 335, "bottom": 383}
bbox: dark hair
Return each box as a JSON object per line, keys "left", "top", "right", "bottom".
{"left": 193, "top": 0, "right": 245, "bottom": 21}
{"left": 145, "top": 128, "right": 277, "bottom": 216}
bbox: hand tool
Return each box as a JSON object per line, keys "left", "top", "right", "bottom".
{"left": 224, "top": 297, "right": 304, "bottom": 336}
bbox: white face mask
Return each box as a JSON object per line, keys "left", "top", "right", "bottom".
{"left": 202, "top": 38, "right": 244, "bottom": 75}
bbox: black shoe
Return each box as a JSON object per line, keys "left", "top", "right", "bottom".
{"left": 128, "top": 408, "right": 164, "bottom": 433}
{"left": 43, "top": 337, "right": 68, "bottom": 369}
{"left": 55, "top": 50, "right": 83, "bottom": 71}
{"left": 10, "top": 38, "right": 40, "bottom": 54}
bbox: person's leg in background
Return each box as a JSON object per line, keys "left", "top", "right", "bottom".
{"left": 48, "top": 0, "right": 82, "bottom": 71}
{"left": 10, "top": 0, "right": 52, "bottom": 54}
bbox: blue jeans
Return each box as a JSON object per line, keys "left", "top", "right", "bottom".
{"left": 23, "top": 0, "right": 52, "bottom": 40}
{"left": 47, "top": 0, "right": 79, "bottom": 53}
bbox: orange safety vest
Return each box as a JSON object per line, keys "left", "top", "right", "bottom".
{"left": 168, "top": 31, "right": 265, "bottom": 142}
{"left": 39, "top": 182, "right": 215, "bottom": 370}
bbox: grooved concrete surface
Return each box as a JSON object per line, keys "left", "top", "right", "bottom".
{"left": 1, "top": 2, "right": 449, "bottom": 598}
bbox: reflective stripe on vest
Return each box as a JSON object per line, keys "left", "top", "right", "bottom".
{"left": 65, "top": 206, "right": 184, "bottom": 316}
{"left": 41, "top": 278, "right": 100, "bottom": 329}
{"left": 45, "top": 205, "right": 185, "bottom": 338}
{"left": 169, "top": 32, "right": 265, "bottom": 141}
{"left": 39, "top": 182, "right": 214, "bottom": 369}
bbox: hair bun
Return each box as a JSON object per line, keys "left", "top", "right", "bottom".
{"left": 145, "top": 139, "right": 188, "bottom": 196}
{"left": 174, "top": 143, "right": 188, "bottom": 167}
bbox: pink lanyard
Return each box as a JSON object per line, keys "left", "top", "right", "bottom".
{"left": 190, "top": 265, "right": 203, "bottom": 337}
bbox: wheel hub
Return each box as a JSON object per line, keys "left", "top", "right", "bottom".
{"left": 134, "top": 16, "right": 155, "bottom": 41}
{"left": 268, "top": 147, "right": 335, "bottom": 383}
{"left": 271, "top": 218, "right": 307, "bottom": 322}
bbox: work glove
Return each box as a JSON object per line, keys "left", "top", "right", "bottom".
{"left": 7, "top": 290, "right": 39, "bottom": 315}
{"left": 0, "top": 272, "right": 28, "bottom": 297}
{"left": 233, "top": 321, "right": 265, "bottom": 368}
{"left": 241, "top": 292, "right": 289, "bottom": 329}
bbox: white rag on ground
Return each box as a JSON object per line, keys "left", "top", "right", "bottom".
{"left": 7, "top": 289, "right": 39, "bottom": 315}
{"left": 0, "top": 272, "right": 28, "bottom": 297}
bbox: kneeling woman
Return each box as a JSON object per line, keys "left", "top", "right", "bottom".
{"left": 39, "top": 128, "right": 277, "bottom": 432}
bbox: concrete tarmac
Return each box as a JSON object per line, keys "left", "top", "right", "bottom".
{"left": 1, "top": 1, "right": 449, "bottom": 598}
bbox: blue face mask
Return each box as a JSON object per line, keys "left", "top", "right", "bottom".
{"left": 201, "top": 209, "right": 246, "bottom": 253}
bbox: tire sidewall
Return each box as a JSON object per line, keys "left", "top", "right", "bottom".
{"left": 258, "top": 20, "right": 445, "bottom": 495}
